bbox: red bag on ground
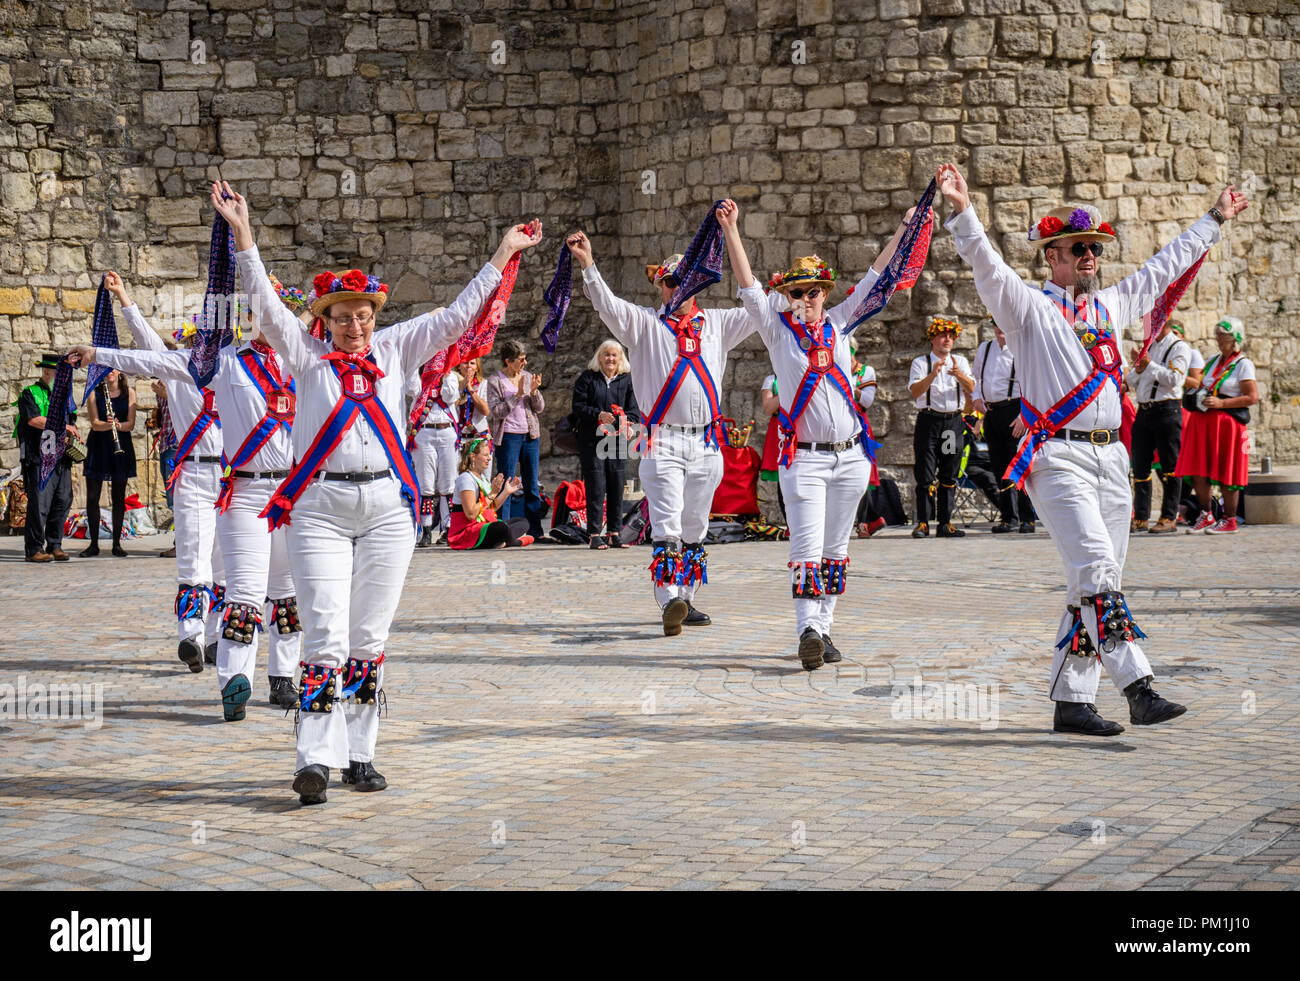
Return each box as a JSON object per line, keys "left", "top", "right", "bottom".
{"left": 711, "top": 443, "right": 760, "bottom": 517}
{"left": 551, "top": 479, "right": 589, "bottom": 529}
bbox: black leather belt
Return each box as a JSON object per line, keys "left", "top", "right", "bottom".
{"left": 796, "top": 433, "right": 861, "bottom": 453}
{"left": 231, "top": 469, "right": 289, "bottom": 480}
{"left": 1138, "top": 398, "right": 1181, "bottom": 409}
{"left": 1050, "top": 428, "right": 1121, "bottom": 445}
{"left": 658, "top": 422, "right": 709, "bottom": 434}
{"left": 918, "top": 409, "right": 960, "bottom": 420}
{"left": 322, "top": 469, "right": 392, "bottom": 482}
{"left": 986, "top": 398, "right": 1020, "bottom": 409}
{"left": 423, "top": 422, "right": 454, "bottom": 430}
{"left": 182, "top": 454, "right": 223, "bottom": 464}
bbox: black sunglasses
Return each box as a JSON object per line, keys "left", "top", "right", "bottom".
{"left": 789, "top": 287, "right": 823, "bottom": 300}
{"left": 1069, "top": 242, "right": 1104, "bottom": 258}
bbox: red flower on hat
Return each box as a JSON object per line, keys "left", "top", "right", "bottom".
{"left": 377, "top": 283, "right": 389, "bottom": 294}
{"left": 1037, "top": 216, "right": 1065, "bottom": 237}
{"left": 340, "top": 269, "right": 369, "bottom": 293}
{"left": 312, "top": 271, "right": 337, "bottom": 296}
{"left": 1098, "top": 222, "right": 1115, "bottom": 236}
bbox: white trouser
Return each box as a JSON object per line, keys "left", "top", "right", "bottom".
{"left": 215, "top": 478, "right": 301, "bottom": 692}
{"left": 287, "top": 476, "right": 414, "bottom": 770}
{"left": 638, "top": 426, "right": 722, "bottom": 608}
{"left": 779, "top": 447, "right": 870, "bottom": 638}
{"left": 1027, "top": 439, "right": 1153, "bottom": 702}
{"left": 173, "top": 461, "right": 225, "bottom": 643}
{"left": 414, "top": 425, "right": 458, "bottom": 528}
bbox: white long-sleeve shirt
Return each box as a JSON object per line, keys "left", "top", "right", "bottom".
{"left": 212, "top": 343, "right": 294, "bottom": 471}
{"left": 581, "top": 264, "right": 755, "bottom": 427}
{"left": 972, "top": 337, "right": 1021, "bottom": 403}
{"left": 910, "top": 350, "right": 973, "bottom": 413}
{"left": 100, "top": 306, "right": 223, "bottom": 460}
{"left": 236, "top": 244, "right": 500, "bottom": 475}
{"left": 738, "top": 267, "right": 883, "bottom": 444}
{"left": 1126, "top": 330, "right": 1189, "bottom": 404}
{"left": 944, "top": 206, "right": 1221, "bottom": 431}
{"left": 854, "top": 364, "right": 877, "bottom": 411}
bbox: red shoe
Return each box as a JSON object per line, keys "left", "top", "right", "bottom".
{"left": 1187, "top": 511, "right": 1216, "bottom": 534}
{"left": 1205, "top": 517, "right": 1238, "bottom": 535}
{"left": 517, "top": 535, "right": 534, "bottom": 547}
{"left": 867, "top": 517, "right": 886, "bottom": 537}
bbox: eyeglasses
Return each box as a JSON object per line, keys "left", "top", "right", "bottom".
{"left": 789, "top": 288, "right": 823, "bottom": 300}
{"left": 1069, "top": 242, "right": 1104, "bottom": 258}
{"left": 329, "top": 312, "right": 375, "bottom": 328}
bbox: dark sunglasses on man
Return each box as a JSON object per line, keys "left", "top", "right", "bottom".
{"left": 789, "top": 287, "right": 823, "bottom": 300}
{"left": 1069, "top": 242, "right": 1104, "bottom": 258}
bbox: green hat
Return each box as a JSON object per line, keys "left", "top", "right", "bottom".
{"left": 1214, "top": 317, "right": 1245, "bottom": 346}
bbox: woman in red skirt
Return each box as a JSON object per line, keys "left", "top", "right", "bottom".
{"left": 1175, "top": 317, "right": 1259, "bottom": 534}
{"left": 448, "top": 435, "right": 533, "bottom": 549}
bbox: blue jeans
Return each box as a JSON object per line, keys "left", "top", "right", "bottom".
{"left": 495, "top": 432, "right": 544, "bottom": 535}
{"left": 160, "top": 448, "right": 176, "bottom": 509}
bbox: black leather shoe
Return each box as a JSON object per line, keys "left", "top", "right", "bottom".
{"left": 221, "top": 673, "right": 251, "bottom": 722}
{"left": 911, "top": 522, "right": 929, "bottom": 539}
{"left": 80, "top": 543, "right": 101, "bottom": 557}
{"left": 798, "top": 627, "right": 825, "bottom": 671}
{"left": 661, "top": 598, "right": 689, "bottom": 637}
{"left": 268, "top": 675, "right": 297, "bottom": 709}
{"left": 204, "top": 641, "right": 217, "bottom": 665}
{"left": 1053, "top": 701, "right": 1124, "bottom": 736}
{"left": 293, "top": 764, "right": 329, "bottom": 805}
{"left": 341, "top": 761, "right": 388, "bottom": 792}
{"left": 1019, "top": 521, "right": 1035, "bottom": 534}
{"left": 684, "top": 604, "right": 711, "bottom": 626}
{"left": 821, "top": 634, "right": 842, "bottom": 663}
{"left": 178, "top": 637, "right": 204, "bottom": 673}
{"left": 937, "top": 523, "right": 966, "bottom": 538}
{"left": 1124, "top": 677, "right": 1187, "bottom": 726}
{"left": 990, "top": 522, "right": 1013, "bottom": 534}
{"left": 416, "top": 527, "right": 433, "bottom": 548}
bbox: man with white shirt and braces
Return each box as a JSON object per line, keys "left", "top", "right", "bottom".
{"left": 1127, "top": 316, "right": 1191, "bottom": 534}
{"left": 908, "top": 316, "right": 975, "bottom": 539}
{"left": 936, "top": 161, "right": 1248, "bottom": 736}
{"left": 972, "top": 320, "right": 1034, "bottom": 534}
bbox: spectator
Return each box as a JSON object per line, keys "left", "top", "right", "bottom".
{"left": 1172, "top": 321, "right": 1205, "bottom": 392}
{"left": 972, "top": 320, "right": 1034, "bottom": 533}
{"left": 448, "top": 436, "right": 533, "bottom": 549}
{"left": 757, "top": 371, "right": 785, "bottom": 525}
{"left": 13, "top": 353, "right": 78, "bottom": 562}
{"left": 486, "top": 339, "right": 546, "bottom": 538}
{"left": 459, "top": 358, "right": 490, "bottom": 438}
{"left": 1175, "top": 317, "right": 1259, "bottom": 534}
{"left": 907, "top": 316, "right": 975, "bottom": 538}
{"left": 571, "top": 339, "right": 640, "bottom": 549}
{"left": 850, "top": 337, "right": 885, "bottom": 538}
{"left": 1127, "top": 316, "right": 1191, "bottom": 534}
{"left": 148, "top": 379, "right": 178, "bottom": 557}
{"left": 81, "top": 370, "right": 137, "bottom": 557}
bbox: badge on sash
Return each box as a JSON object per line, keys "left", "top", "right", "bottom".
{"left": 809, "top": 345, "right": 833, "bottom": 374}
{"left": 269, "top": 391, "right": 295, "bottom": 420}
{"left": 677, "top": 333, "right": 698, "bottom": 357}
{"left": 798, "top": 336, "right": 812, "bottom": 352}
{"left": 340, "top": 369, "right": 374, "bottom": 402}
{"left": 1091, "top": 339, "right": 1120, "bottom": 372}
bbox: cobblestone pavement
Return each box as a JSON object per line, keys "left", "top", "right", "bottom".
{"left": 2, "top": 524, "right": 1298, "bottom": 891}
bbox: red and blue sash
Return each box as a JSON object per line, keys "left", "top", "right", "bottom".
{"left": 776, "top": 314, "right": 880, "bottom": 468}
{"left": 261, "top": 350, "right": 421, "bottom": 531}
{"left": 166, "top": 388, "right": 220, "bottom": 491}
{"left": 215, "top": 347, "right": 296, "bottom": 512}
{"left": 642, "top": 304, "right": 726, "bottom": 448}
{"left": 1004, "top": 292, "right": 1122, "bottom": 489}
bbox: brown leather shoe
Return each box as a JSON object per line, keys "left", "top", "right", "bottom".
{"left": 1149, "top": 517, "right": 1177, "bottom": 535}
{"left": 50, "top": 548, "right": 69, "bottom": 561}
{"left": 159, "top": 546, "right": 176, "bottom": 558}
{"left": 25, "top": 551, "right": 52, "bottom": 563}
{"left": 1129, "top": 518, "right": 1146, "bottom": 534}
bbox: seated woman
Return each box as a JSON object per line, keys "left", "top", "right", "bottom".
{"left": 449, "top": 435, "right": 534, "bottom": 549}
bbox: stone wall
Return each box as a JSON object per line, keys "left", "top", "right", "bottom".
{"left": 2, "top": 0, "right": 1297, "bottom": 515}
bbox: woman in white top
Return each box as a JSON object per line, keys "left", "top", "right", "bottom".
{"left": 1174, "top": 317, "right": 1259, "bottom": 534}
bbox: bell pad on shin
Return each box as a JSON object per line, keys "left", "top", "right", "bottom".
{"left": 648, "top": 540, "right": 684, "bottom": 587}
{"left": 1056, "top": 605, "right": 1098, "bottom": 659}
{"left": 821, "top": 557, "right": 849, "bottom": 595}
{"left": 342, "top": 653, "right": 384, "bottom": 704}
{"left": 299, "top": 663, "right": 337, "bottom": 714}
{"left": 682, "top": 543, "right": 708, "bottom": 588}
{"left": 269, "top": 595, "right": 302, "bottom": 635}
{"left": 174, "top": 583, "right": 213, "bottom": 622}
{"left": 221, "top": 601, "right": 263, "bottom": 646}
{"left": 1084, "top": 591, "right": 1147, "bottom": 653}
{"left": 789, "top": 561, "right": 823, "bottom": 599}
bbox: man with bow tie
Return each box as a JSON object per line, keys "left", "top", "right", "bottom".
{"left": 937, "top": 162, "right": 1248, "bottom": 737}
{"left": 566, "top": 232, "right": 757, "bottom": 637}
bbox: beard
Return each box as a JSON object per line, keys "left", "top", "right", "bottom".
{"left": 1075, "top": 271, "right": 1101, "bottom": 296}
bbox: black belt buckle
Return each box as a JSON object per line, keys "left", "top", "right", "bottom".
{"left": 1089, "top": 429, "right": 1111, "bottom": 446}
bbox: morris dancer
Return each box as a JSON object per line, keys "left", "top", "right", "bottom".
{"left": 937, "top": 162, "right": 1248, "bottom": 735}
{"left": 408, "top": 353, "right": 460, "bottom": 548}
{"left": 565, "top": 236, "right": 756, "bottom": 636}
{"left": 95, "top": 272, "right": 225, "bottom": 673}
{"left": 718, "top": 198, "right": 929, "bottom": 669}
{"left": 212, "top": 181, "right": 542, "bottom": 805}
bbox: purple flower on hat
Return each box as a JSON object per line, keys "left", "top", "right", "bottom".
{"left": 366, "top": 275, "right": 381, "bottom": 292}
{"left": 1068, "top": 209, "right": 1092, "bottom": 232}
{"left": 329, "top": 276, "right": 343, "bottom": 293}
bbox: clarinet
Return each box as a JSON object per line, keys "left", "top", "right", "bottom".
{"left": 102, "top": 382, "right": 125, "bottom": 455}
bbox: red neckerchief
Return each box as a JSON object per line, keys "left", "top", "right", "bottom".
{"left": 250, "top": 338, "right": 283, "bottom": 383}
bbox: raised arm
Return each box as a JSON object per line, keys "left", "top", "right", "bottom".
{"left": 1100, "top": 187, "right": 1246, "bottom": 327}
{"left": 66, "top": 342, "right": 192, "bottom": 386}
{"left": 210, "top": 181, "right": 322, "bottom": 376}
{"left": 716, "top": 199, "right": 786, "bottom": 347}
{"left": 568, "top": 231, "right": 656, "bottom": 348}
{"left": 104, "top": 271, "right": 165, "bottom": 353}
{"left": 937, "top": 163, "right": 1044, "bottom": 341}
{"left": 825, "top": 205, "right": 928, "bottom": 325}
